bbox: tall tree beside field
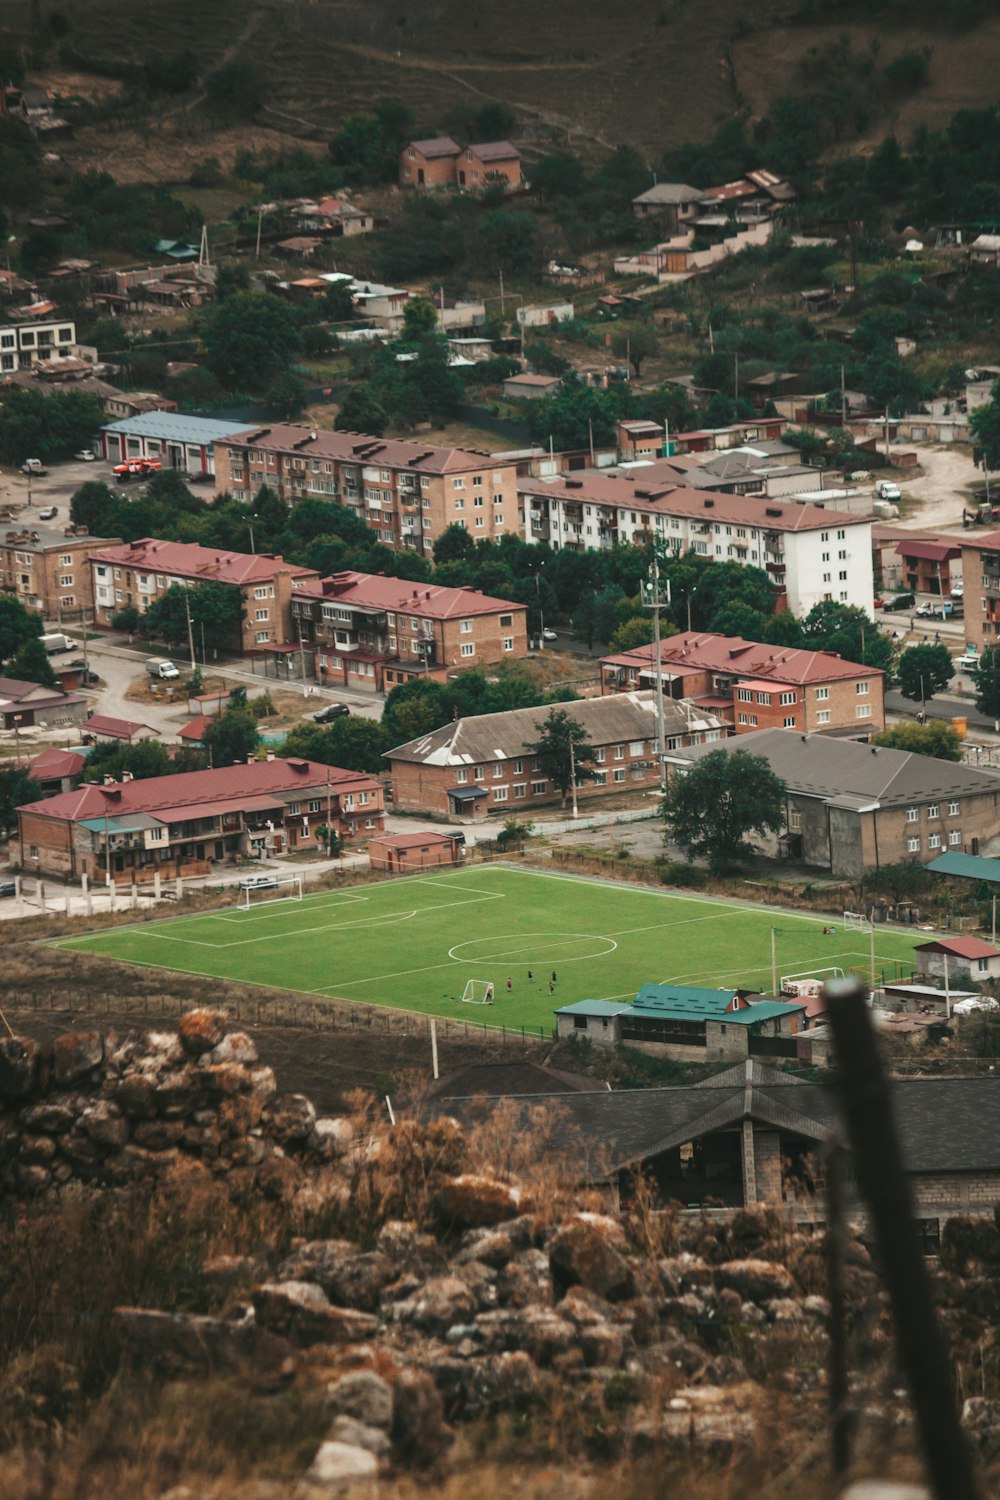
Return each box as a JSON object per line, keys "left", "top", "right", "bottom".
{"left": 662, "top": 749, "right": 786, "bottom": 872}
{"left": 526, "top": 709, "right": 596, "bottom": 808}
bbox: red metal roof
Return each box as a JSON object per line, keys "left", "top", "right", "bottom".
{"left": 178, "top": 715, "right": 212, "bottom": 741}
{"left": 894, "top": 539, "right": 961, "bottom": 563}
{"left": 916, "top": 937, "right": 1000, "bottom": 960}
{"left": 27, "top": 747, "right": 85, "bottom": 778}
{"left": 221, "top": 423, "right": 512, "bottom": 476}
{"left": 602, "top": 632, "right": 881, "bottom": 687}
{"left": 294, "top": 569, "right": 525, "bottom": 622}
{"left": 372, "top": 831, "right": 460, "bottom": 849}
{"left": 88, "top": 539, "right": 318, "bottom": 589}
{"left": 518, "top": 473, "right": 857, "bottom": 532}
{"left": 81, "top": 714, "right": 155, "bottom": 739}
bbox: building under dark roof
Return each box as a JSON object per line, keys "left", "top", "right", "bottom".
{"left": 428, "top": 1061, "right": 599, "bottom": 1100}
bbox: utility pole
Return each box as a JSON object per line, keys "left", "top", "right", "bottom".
{"left": 734, "top": 350, "right": 739, "bottom": 402}
{"left": 642, "top": 548, "right": 671, "bottom": 791}
{"left": 183, "top": 590, "right": 196, "bottom": 672}
{"left": 943, "top": 951, "right": 951, "bottom": 1021}
{"left": 81, "top": 608, "right": 89, "bottom": 687}
{"left": 569, "top": 731, "right": 579, "bottom": 820}
{"left": 295, "top": 616, "right": 309, "bottom": 698}
{"left": 884, "top": 406, "right": 891, "bottom": 465}
{"left": 498, "top": 268, "right": 505, "bottom": 318}
{"left": 840, "top": 364, "right": 847, "bottom": 429}
{"left": 588, "top": 416, "right": 595, "bottom": 467}
{"left": 255, "top": 205, "right": 264, "bottom": 260}
{"left": 771, "top": 927, "right": 778, "bottom": 996}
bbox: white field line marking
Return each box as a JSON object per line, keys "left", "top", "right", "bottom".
{"left": 448, "top": 932, "right": 618, "bottom": 964}
{"left": 215, "top": 890, "right": 371, "bottom": 924}
{"left": 658, "top": 948, "right": 889, "bottom": 987}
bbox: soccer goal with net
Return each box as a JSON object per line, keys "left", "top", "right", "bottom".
{"left": 461, "top": 979, "right": 494, "bottom": 1005}
{"left": 238, "top": 876, "right": 304, "bottom": 910}
{"left": 841, "top": 909, "right": 873, "bottom": 930}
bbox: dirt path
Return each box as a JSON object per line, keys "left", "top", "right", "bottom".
{"left": 890, "top": 445, "right": 982, "bottom": 533}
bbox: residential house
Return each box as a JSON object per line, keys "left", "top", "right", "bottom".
{"left": 458, "top": 142, "right": 522, "bottom": 190}
{"left": 99, "top": 412, "right": 251, "bottom": 478}
{"left": 101, "top": 390, "right": 178, "bottom": 421}
{"left": 502, "top": 373, "right": 562, "bottom": 401}
{"left": 515, "top": 300, "right": 574, "bottom": 329}
{"left": 0, "top": 315, "right": 78, "bottom": 373}
{"left": 960, "top": 532, "right": 1000, "bottom": 651}
{"left": 368, "top": 831, "right": 463, "bottom": 873}
{"left": 291, "top": 569, "right": 528, "bottom": 693}
{"left": 518, "top": 473, "right": 874, "bottom": 617}
{"left": 292, "top": 197, "right": 374, "bottom": 236}
{"left": 600, "top": 631, "right": 886, "bottom": 737}
{"left": 275, "top": 236, "right": 322, "bottom": 260}
{"left": 666, "top": 728, "right": 1000, "bottom": 878}
{"left": 0, "top": 522, "right": 120, "bottom": 621}
{"left": 386, "top": 690, "right": 725, "bottom": 820}
{"left": 16, "top": 757, "right": 385, "bottom": 882}
{"left": 895, "top": 536, "right": 963, "bottom": 597}
{"left": 914, "top": 936, "right": 1000, "bottom": 985}
{"left": 970, "top": 234, "right": 1000, "bottom": 267}
{"left": 25, "top": 747, "right": 86, "bottom": 798}
{"left": 0, "top": 677, "right": 87, "bottom": 730}
{"left": 348, "top": 280, "right": 411, "bottom": 333}
{"left": 631, "top": 182, "right": 704, "bottom": 230}
{"left": 425, "top": 1059, "right": 1000, "bottom": 1225}
{"left": 671, "top": 418, "right": 787, "bottom": 453}
{"left": 617, "top": 419, "right": 667, "bottom": 461}
{"left": 87, "top": 539, "right": 319, "bottom": 653}
{"left": 398, "top": 137, "right": 462, "bottom": 188}
{"left": 556, "top": 984, "right": 806, "bottom": 1062}
{"left": 80, "top": 715, "right": 159, "bottom": 745}
{"left": 213, "top": 425, "right": 522, "bottom": 559}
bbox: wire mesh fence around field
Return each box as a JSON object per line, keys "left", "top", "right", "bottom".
{"left": 8, "top": 987, "right": 553, "bottom": 1045}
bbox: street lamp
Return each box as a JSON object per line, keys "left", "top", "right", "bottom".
{"left": 641, "top": 546, "right": 672, "bottom": 791}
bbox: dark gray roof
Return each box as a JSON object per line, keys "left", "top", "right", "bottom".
{"left": 426, "top": 1058, "right": 1000, "bottom": 1177}
{"left": 633, "top": 182, "right": 703, "bottom": 205}
{"left": 428, "top": 1061, "right": 597, "bottom": 1099}
{"left": 670, "top": 728, "right": 1000, "bottom": 809}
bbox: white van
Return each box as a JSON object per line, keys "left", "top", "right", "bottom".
{"left": 146, "top": 658, "right": 180, "bottom": 680}
{"left": 40, "top": 633, "right": 79, "bottom": 654}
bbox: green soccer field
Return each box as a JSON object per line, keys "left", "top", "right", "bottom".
{"left": 53, "top": 866, "right": 930, "bottom": 1029}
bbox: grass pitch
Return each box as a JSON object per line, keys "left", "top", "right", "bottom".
{"left": 54, "top": 867, "right": 928, "bottom": 1030}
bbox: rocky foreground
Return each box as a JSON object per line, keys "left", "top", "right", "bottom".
{"left": 2, "top": 1009, "right": 1000, "bottom": 1495}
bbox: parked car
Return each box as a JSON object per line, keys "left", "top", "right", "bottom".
{"left": 239, "top": 874, "right": 279, "bottom": 891}
{"left": 950, "top": 583, "right": 965, "bottom": 600}
{"left": 40, "top": 633, "right": 79, "bottom": 653}
{"left": 887, "top": 592, "right": 915, "bottom": 610}
{"left": 873, "top": 597, "right": 885, "bottom": 610}
{"left": 0, "top": 881, "right": 16, "bottom": 898}
{"left": 312, "top": 702, "right": 351, "bottom": 723}
{"left": 75, "top": 449, "right": 95, "bottom": 462}
{"left": 37, "top": 506, "right": 57, "bottom": 521}
{"left": 20, "top": 459, "right": 47, "bottom": 475}
{"left": 542, "top": 628, "right": 558, "bottom": 641}
{"left": 876, "top": 480, "right": 902, "bottom": 501}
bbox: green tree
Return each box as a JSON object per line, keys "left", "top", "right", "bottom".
{"left": 83, "top": 739, "right": 173, "bottom": 783}
{"left": 282, "top": 717, "right": 389, "bottom": 774}
{"left": 478, "top": 209, "right": 540, "bottom": 271}
{"left": 662, "top": 749, "right": 787, "bottom": 873}
{"left": 972, "top": 646, "right": 1000, "bottom": 724}
{"left": 0, "top": 595, "right": 43, "bottom": 666}
{"left": 872, "top": 721, "right": 963, "bottom": 761}
{"left": 0, "top": 387, "right": 102, "bottom": 465}
{"left": 761, "top": 610, "right": 805, "bottom": 647}
{"left": 143, "top": 582, "right": 242, "bottom": 655}
{"left": 110, "top": 605, "right": 141, "bottom": 638}
{"left": 266, "top": 370, "right": 308, "bottom": 419}
{"left": 201, "top": 291, "right": 303, "bottom": 391}
{"left": 971, "top": 381, "right": 1000, "bottom": 475}
{"left": 70, "top": 480, "right": 116, "bottom": 533}
{"left": 382, "top": 678, "right": 452, "bottom": 745}
{"left": 861, "top": 859, "right": 934, "bottom": 907}
{"left": 0, "top": 765, "right": 41, "bottom": 834}
{"left": 528, "top": 383, "right": 623, "bottom": 451}
{"left": 335, "top": 384, "right": 388, "bottom": 437}
{"left": 7, "top": 637, "right": 56, "bottom": 688}
{"left": 896, "top": 642, "right": 953, "bottom": 703}
{"left": 402, "top": 297, "right": 439, "bottom": 339}
{"left": 800, "top": 601, "right": 893, "bottom": 674}
{"left": 524, "top": 341, "right": 569, "bottom": 376}
{"left": 707, "top": 602, "right": 768, "bottom": 639}
{"left": 526, "top": 708, "right": 596, "bottom": 808}
{"left": 612, "top": 327, "right": 659, "bottom": 378}
{"left": 608, "top": 616, "right": 656, "bottom": 653}
{"left": 204, "top": 707, "right": 259, "bottom": 767}
{"left": 433, "top": 524, "right": 476, "bottom": 566}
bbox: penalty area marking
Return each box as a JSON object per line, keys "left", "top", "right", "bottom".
{"left": 448, "top": 931, "right": 618, "bottom": 965}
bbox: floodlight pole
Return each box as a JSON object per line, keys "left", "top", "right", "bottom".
{"left": 992, "top": 892, "right": 996, "bottom": 946}
{"left": 771, "top": 927, "right": 778, "bottom": 996}
{"left": 569, "top": 733, "right": 579, "bottom": 820}
{"left": 643, "top": 546, "right": 671, "bottom": 791}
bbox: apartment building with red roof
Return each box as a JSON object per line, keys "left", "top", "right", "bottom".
{"left": 291, "top": 569, "right": 528, "bottom": 692}
{"left": 519, "top": 472, "right": 874, "bottom": 617}
{"left": 398, "top": 137, "right": 521, "bottom": 190}
{"left": 600, "top": 632, "right": 885, "bottom": 737}
{"left": 213, "top": 424, "right": 521, "bottom": 561}
{"left": 87, "top": 538, "right": 319, "bottom": 653}
{"left": 17, "top": 756, "right": 384, "bottom": 881}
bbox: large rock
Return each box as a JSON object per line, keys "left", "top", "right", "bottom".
{"left": 497, "top": 1248, "right": 553, "bottom": 1308}
{"left": 51, "top": 1031, "right": 103, "bottom": 1086}
{"left": 78, "top": 1099, "right": 129, "bottom": 1149}
{"left": 632, "top": 1383, "right": 760, "bottom": 1458}
{"left": 263, "top": 1094, "right": 317, "bottom": 1146}
{"left": 252, "top": 1281, "right": 377, "bottom": 1347}
{"left": 311, "top": 1117, "right": 354, "bottom": 1158}
{"left": 393, "top": 1275, "right": 478, "bottom": 1334}
{"left": 714, "top": 1259, "right": 797, "bottom": 1304}
{"left": 299, "top": 1440, "right": 378, "bottom": 1497}
{"left": 0, "top": 1036, "right": 42, "bottom": 1102}
{"left": 549, "top": 1217, "right": 635, "bottom": 1303}
{"left": 203, "top": 1031, "right": 258, "bottom": 1066}
{"left": 111, "top": 1076, "right": 158, "bottom": 1120}
{"left": 178, "top": 1008, "right": 229, "bottom": 1057}
{"left": 391, "top": 1369, "right": 452, "bottom": 1468}
{"left": 962, "top": 1396, "right": 1000, "bottom": 1460}
{"left": 278, "top": 1242, "right": 395, "bottom": 1313}
{"left": 475, "top": 1305, "right": 576, "bottom": 1365}
{"left": 19, "top": 1101, "right": 76, "bottom": 1133}
{"left": 112, "top": 1306, "right": 276, "bottom": 1373}
{"left": 435, "top": 1174, "right": 523, "bottom": 1229}
{"left": 326, "top": 1371, "right": 394, "bottom": 1431}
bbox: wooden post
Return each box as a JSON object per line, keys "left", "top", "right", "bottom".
{"left": 824, "top": 977, "right": 979, "bottom": 1500}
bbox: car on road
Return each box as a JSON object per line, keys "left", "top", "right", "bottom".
{"left": 542, "top": 628, "right": 558, "bottom": 641}
{"left": 887, "top": 592, "right": 916, "bottom": 610}
{"left": 146, "top": 658, "right": 180, "bottom": 680}
{"left": 873, "top": 597, "right": 885, "bottom": 610}
{"left": 75, "top": 449, "right": 95, "bottom": 462}
{"left": 950, "top": 583, "right": 964, "bottom": 600}
{"left": 20, "top": 459, "right": 47, "bottom": 475}
{"left": 0, "top": 881, "right": 16, "bottom": 898}
{"left": 956, "top": 653, "right": 980, "bottom": 672}
{"left": 876, "top": 480, "right": 902, "bottom": 501}
{"left": 239, "top": 874, "right": 279, "bottom": 891}
{"left": 37, "top": 506, "right": 58, "bottom": 521}
{"left": 312, "top": 702, "right": 351, "bottom": 723}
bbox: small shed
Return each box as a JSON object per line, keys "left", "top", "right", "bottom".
{"left": 914, "top": 936, "right": 1000, "bottom": 984}
{"left": 503, "top": 373, "right": 562, "bottom": 401}
{"left": 368, "top": 830, "right": 464, "bottom": 872}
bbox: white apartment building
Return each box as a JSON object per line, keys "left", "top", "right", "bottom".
{"left": 518, "top": 474, "right": 874, "bottom": 617}
{"left": 0, "top": 316, "right": 77, "bottom": 372}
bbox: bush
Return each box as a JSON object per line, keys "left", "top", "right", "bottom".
{"left": 657, "top": 859, "right": 706, "bottom": 889}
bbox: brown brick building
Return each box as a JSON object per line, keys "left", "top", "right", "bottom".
{"left": 399, "top": 137, "right": 521, "bottom": 190}
{"left": 0, "top": 522, "right": 120, "bottom": 622}
{"left": 291, "top": 570, "right": 528, "bottom": 692}
{"left": 600, "top": 632, "right": 885, "bottom": 738}
{"left": 962, "top": 531, "right": 1000, "bottom": 650}
{"left": 17, "top": 757, "right": 384, "bottom": 881}
{"left": 213, "top": 425, "right": 521, "bottom": 561}
{"left": 87, "top": 539, "right": 318, "bottom": 654}
{"left": 387, "top": 690, "right": 725, "bottom": 821}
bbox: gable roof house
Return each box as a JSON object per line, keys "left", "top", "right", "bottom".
{"left": 631, "top": 183, "right": 704, "bottom": 232}
{"left": 422, "top": 1060, "right": 1000, "bottom": 1226}
{"left": 0, "top": 676, "right": 87, "bottom": 730}
{"left": 556, "top": 983, "right": 808, "bottom": 1062}
{"left": 667, "top": 728, "right": 1000, "bottom": 878}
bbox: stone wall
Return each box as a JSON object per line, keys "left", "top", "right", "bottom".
{"left": 0, "top": 1009, "right": 348, "bottom": 1197}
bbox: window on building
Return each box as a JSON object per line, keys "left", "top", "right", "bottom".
{"left": 906, "top": 807, "right": 918, "bottom": 822}
{"left": 532, "top": 780, "right": 546, "bottom": 794}
{"left": 474, "top": 766, "right": 484, "bottom": 781}
{"left": 499, "top": 614, "right": 513, "bottom": 628}
{"left": 949, "top": 829, "right": 962, "bottom": 845}
{"left": 503, "top": 637, "right": 514, "bottom": 652}
{"left": 783, "top": 716, "right": 796, "bottom": 727}
{"left": 459, "top": 619, "right": 473, "bottom": 633}
{"left": 780, "top": 691, "right": 796, "bottom": 705}
{"left": 907, "top": 836, "right": 920, "bottom": 853}
{"left": 493, "top": 786, "right": 508, "bottom": 802}
{"left": 60, "top": 554, "right": 72, "bottom": 566}
{"left": 513, "top": 760, "right": 523, "bottom": 774}
{"left": 613, "top": 768, "right": 625, "bottom": 783}
{"left": 856, "top": 681, "right": 870, "bottom": 695}
{"left": 856, "top": 704, "right": 871, "bottom": 718}
{"left": 593, "top": 770, "right": 607, "bottom": 785}
{"left": 928, "top": 804, "right": 939, "bottom": 819}
{"left": 948, "top": 801, "right": 960, "bottom": 816}
{"left": 59, "top": 574, "right": 73, "bottom": 587}
{"left": 815, "top": 687, "right": 830, "bottom": 700}
{"left": 816, "top": 710, "right": 831, "bottom": 724}
{"left": 514, "top": 783, "right": 526, "bottom": 798}
{"left": 456, "top": 768, "right": 467, "bottom": 783}
{"left": 613, "top": 744, "right": 624, "bottom": 760}
{"left": 255, "top": 609, "right": 269, "bottom": 621}
{"left": 493, "top": 764, "right": 504, "bottom": 779}
{"left": 460, "top": 642, "right": 475, "bottom": 657}
{"left": 928, "top": 833, "right": 941, "bottom": 849}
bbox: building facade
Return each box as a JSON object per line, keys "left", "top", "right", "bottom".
{"left": 600, "top": 632, "right": 885, "bottom": 737}
{"left": 387, "top": 690, "right": 724, "bottom": 820}
{"left": 399, "top": 138, "right": 521, "bottom": 190}
{"left": 961, "top": 531, "right": 1000, "bottom": 650}
{"left": 0, "top": 316, "right": 78, "bottom": 372}
{"left": 99, "top": 412, "right": 251, "bottom": 478}
{"left": 87, "top": 538, "right": 318, "bottom": 652}
{"left": 0, "top": 522, "right": 119, "bottom": 621}
{"left": 17, "top": 757, "right": 385, "bottom": 881}
{"left": 291, "top": 570, "right": 528, "bottom": 693}
{"left": 556, "top": 985, "right": 806, "bottom": 1063}
{"left": 667, "top": 728, "right": 1000, "bottom": 878}
{"left": 214, "top": 425, "right": 521, "bottom": 560}
{"left": 518, "top": 474, "right": 874, "bottom": 617}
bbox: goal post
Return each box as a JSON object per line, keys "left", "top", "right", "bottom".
{"left": 841, "top": 909, "right": 873, "bottom": 930}
{"left": 461, "top": 978, "right": 494, "bottom": 1006}
{"left": 238, "top": 875, "right": 304, "bottom": 910}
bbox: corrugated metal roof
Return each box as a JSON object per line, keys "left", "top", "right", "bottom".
{"left": 928, "top": 851, "right": 1000, "bottom": 884}
{"left": 100, "top": 412, "right": 251, "bottom": 444}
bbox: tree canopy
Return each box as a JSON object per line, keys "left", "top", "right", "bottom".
{"left": 201, "top": 291, "right": 303, "bottom": 391}
{"left": 662, "top": 750, "right": 787, "bottom": 872}
{"left": 895, "top": 643, "right": 953, "bottom": 704}
{"left": 872, "top": 721, "right": 963, "bottom": 761}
